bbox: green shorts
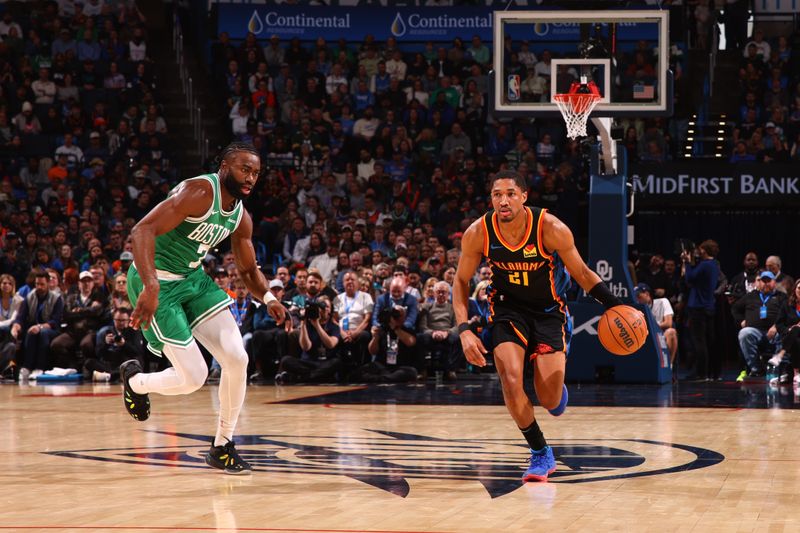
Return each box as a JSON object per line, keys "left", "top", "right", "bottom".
{"left": 127, "top": 266, "right": 232, "bottom": 356}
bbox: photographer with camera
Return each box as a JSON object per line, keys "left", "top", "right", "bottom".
{"left": 89, "top": 307, "right": 146, "bottom": 382}
{"left": 285, "top": 270, "right": 327, "bottom": 346}
{"left": 355, "top": 277, "right": 418, "bottom": 383}
{"left": 681, "top": 239, "right": 721, "bottom": 381}
{"left": 276, "top": 296, "right": 341, "bottom": 383}
{"left": 372, "top": 273, "right": 419, "bottom": 333}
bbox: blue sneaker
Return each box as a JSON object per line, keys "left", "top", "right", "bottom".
{"left": 548, "top": 384, "right": 568, "bottom": 417}
{"left": 522, "top": 445, "right": 557, "bottom": 482}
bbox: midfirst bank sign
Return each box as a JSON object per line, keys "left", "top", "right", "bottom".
{"left": 219, "top": 5, "right": 493, "bottom": 41}
{"left": 631, "top": 162, "right": 800, "bottom": 207}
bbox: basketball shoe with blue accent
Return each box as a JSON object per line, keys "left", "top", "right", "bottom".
{"left": 523, "top": 446, "right": 557, "bottom": 482}
{"left": 548, "top": 384, "right": 568, "bottom": 417}
{"left": 120, "top": 359, "right": 149, "bottom": 422}
{"left": 206, "top": 439, "right": 253, "bottom": 475}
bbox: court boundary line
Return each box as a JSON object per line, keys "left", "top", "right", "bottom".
{"left": 0, "top": 527, "right": 454, "bottom": 533}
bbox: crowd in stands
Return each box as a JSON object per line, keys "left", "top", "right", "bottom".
{"left": 631, "top": 247, "right": 799, "bottom": 385}
{"left": 0, "top": 0, "right": 170, "bottom": 381}
{"left": 0, "top": 2, "right": 798, "bottom": 386}
{"left": 731, "top": 28, "right": 800, "bottom": 163}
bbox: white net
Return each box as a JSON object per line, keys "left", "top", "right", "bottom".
{"left": 553, "top": 92, "right": 601, "bottom": 139}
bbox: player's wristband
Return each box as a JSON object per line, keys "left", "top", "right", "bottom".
{"left": 457, "top": 322, "right": 471, "bottom": 335}
{"left": 589, "top": 281, "right": 623, "bottom": 309}
{"left": 262, "top": 290, "right": 278, "bottom": 305}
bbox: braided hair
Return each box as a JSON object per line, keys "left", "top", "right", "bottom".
{"left": 214, "top": 142, "right": 260, "bottom": 169}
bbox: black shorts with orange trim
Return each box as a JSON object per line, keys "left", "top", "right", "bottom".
{"left": 489, "top": 301, "right": 571, "bottom": 360}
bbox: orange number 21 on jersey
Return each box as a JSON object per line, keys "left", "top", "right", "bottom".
{"left": 508, "top": 271, "right": 529, "bottom": 286}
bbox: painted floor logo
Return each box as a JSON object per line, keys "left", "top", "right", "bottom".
{"left": 46, "top": 430, "right": 723, "bottom": 498}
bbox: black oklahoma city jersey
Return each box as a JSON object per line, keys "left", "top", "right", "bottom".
{"left": 481, "top": 206, "right": 571, "bottom": 318}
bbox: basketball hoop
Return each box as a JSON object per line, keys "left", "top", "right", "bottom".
{"left": 553, "top": 80, "right": 602, "bottom": 139}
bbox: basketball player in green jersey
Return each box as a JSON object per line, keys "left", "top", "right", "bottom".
{"left": 453, "top": 170, "right": 637, "bottom": 482}
{"left": 122, "top": 142, "right": 286, "bottom": 474}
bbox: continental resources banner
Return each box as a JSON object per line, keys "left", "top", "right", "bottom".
{"left": 631, "top": 162, "right": 800, "bottom": 207}
{"left": 218, "top": 5, "right": 493, "bottom": 41}
{"left": 217, "top": 5, "right": 658, "bottom": 42}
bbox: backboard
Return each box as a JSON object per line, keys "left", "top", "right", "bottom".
{"left": 491, "top": 10, "right": 672, "bottom": 117}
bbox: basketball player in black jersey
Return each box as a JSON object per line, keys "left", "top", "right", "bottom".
{"left": 453, "top": 170, "right": 635, "bottom": 482}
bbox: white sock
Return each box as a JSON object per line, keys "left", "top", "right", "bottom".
{"left": 192, "top": 310, "right": 249, "bottom": 447}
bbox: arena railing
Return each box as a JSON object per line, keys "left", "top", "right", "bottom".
{"left": 174, "top": 10, "right": 209, "bottom": 167}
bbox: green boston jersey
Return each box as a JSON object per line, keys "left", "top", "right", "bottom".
{"left": 152, "top": 173, "right": 244, "bottom": 276}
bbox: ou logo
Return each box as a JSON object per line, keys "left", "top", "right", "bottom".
{"left": 596, "top": 260, "right": 613, "bottom": 282}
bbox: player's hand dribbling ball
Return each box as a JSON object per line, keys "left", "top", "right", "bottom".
{"left": 597, "top": 305, "right": 648, "bottom": 356}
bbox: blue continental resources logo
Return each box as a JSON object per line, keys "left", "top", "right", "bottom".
{"left": 390, "top": 12, "right": 491, "bottom": 38}
{"left": 247, "top": 9, "right": 353, "bottom": 36}
{"left": 46, "top": 429, "right": 723, "bottom": 498}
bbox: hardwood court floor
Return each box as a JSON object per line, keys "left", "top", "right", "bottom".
{"left": 1, "top": 380, "right": 799, "bottom": 533}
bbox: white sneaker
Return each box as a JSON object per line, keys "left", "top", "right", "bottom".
{"left": 92, "top": 370, "right": 111, "bottom": 382}
{"left": 29, "top": 369, "right": 43, "bottom": 380}
{"left": 18, "top": 367, "right": 30, "bottom": 382}
{"left": 767, "top": 354, "right": 783, "bottom": 367}
{"left": 794, "top": 373, "right": 800, "bottom": 385}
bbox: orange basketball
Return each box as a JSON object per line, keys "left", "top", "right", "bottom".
{"left": 597, "top": 305, "right": 649, "bottom": 356}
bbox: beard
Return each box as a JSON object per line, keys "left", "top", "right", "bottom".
{"left": 222, "top": 171, "right": 250, "bottom": 200}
